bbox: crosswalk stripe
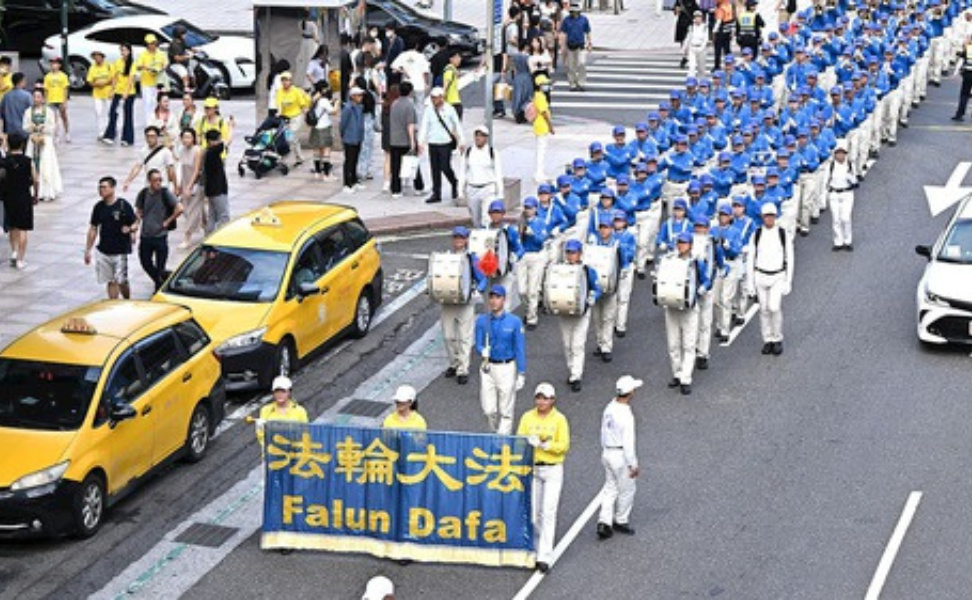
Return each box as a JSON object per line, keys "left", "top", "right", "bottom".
{"left": 551, "top": 53, "right": 694, "bottom": 112}
{"left": 554, "top": 102, "right": 657, "bottom": 110}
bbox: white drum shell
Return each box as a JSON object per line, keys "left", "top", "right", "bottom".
{"left": 583, "top": 244, "right": 621, "bottom": 295}
{"left": 653, "top": 254, "right": 697, "bottom": 309}
{"left": 543, "top": 263, "right": 589, "bottom": 317}
{"left": 428, "top": 252, "right": 473, "bottom": 305}
{"left": 469, "top": 229, "right": 511, "bottom": 277}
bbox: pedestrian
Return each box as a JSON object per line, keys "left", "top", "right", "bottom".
{"left": 439, "top": 226, "right": 487, "bottom": 385}
{"left": 136, "top": 34, "right": 168, "bottom": 128}
{"left": 85, "top": 176, "right": 138, "bottom": 298}
{"left": 745, "top": 203, "right": 793, "bottom": 356}
{"left": 380, "top": 83, "right": 400, "bottom": 191}
{"left": 308, "top": 81, "right": 338, "bottom": 181}
{"left": 387, "top": 82, "right": 425, "bottom": 198}
{"left": 510, "top": 43, "right": 534, "bottom": 123}
{"left": 87, "top": 50, "right": 113, "bottom": 142}
{"left": 0, "top": 56, "right": 12, "bottom": 104}
{"left": 686, "top": 11, "right": 711, "bottom": 78}
{"left": 952, "top": 38, "right": 972, "bottom": 121}
{"left": 151, "top": 93, "right": 180, "bottom": 148}
{"left": 674, "top": 0, "right": 700, "bottom": 68}
{"left": 306, "top": 45, "right": 330, "bottom": 90}
{"left": 474, "top": 285, "right": 527, "bottom": 435}
{"left": 558, "top": 3, "right": 591, "bottom": 92}
{"left": 123, "top": 126, "right": 177, "bottom": 192}
{"left": 135, "top": 168, "right": 183, "bottom": 292}
{"left": 177, "top": 93, "right": 201, "bottom": 133}
{"left": 254, "top": 376, "right": 309, "bottom": 449}
{"left": 825, "top": 141, "right": 858, "bottom": 251}
{"left": 175, "top": 128, "right": 206, "bottom": 248}
{"left": 517, "top": 382, "right": 570, "bottom": 573}
{"left": 2, "top": 134, "right": 37, "bottom": 270}
{"left": 361, "top": 576, "right": 395, "bottom": 600}
{"left": 391, "top": 41, "right": 431, "bottom": 110}
{"left": 354, "top": 70, "right": 380, "bottom": 181}
{"left": 558, "top": 239, "right": 601, "bottom": 392}
{"left": 418, "top": 86, "right": 463, "bottom": 204}
{"left": 196, "top": 97, "right": 233, "bottom": 152}
{"left": 339, "top": 34, "right": 355, "bottom": 105}
{"left": 0, "top": 73, "right": 31, "bottom": 138}
{"left": 340, "top": 87, "right": 366, "bottom": 193}
{"left": 712, "top": 0, "right": 736, "bottom": 70}
{"left": 459, "top": 125, "right": 504, "bottom": 228}
{"left": 528, "top": 36, "right": 554, "bottom": 83}
{"left": 532, "top": 74, "right": 554, "bottom": 183}
{"left": 296, "top": 9, "right": 320, "bottom": 89}
{"left": 42, "top": 57, "right": 70, "bottom": 143}
{"left": 102, "top": 44, "right": 136, "bottom": 146}
{"left": 442, "top": 48, "right": 464, "bottom": 120}
{"left": 23, "top": 88, "right": 61, "bottom": 203}
{"left": 274, "top": 71, "right": 310, "bottom": 168}
{"left": 596, "top": 375, "right": 642, "bottom": 540}
{"left": 201, "top": 129, "right": 230, "bottom": 233}
{"left": 382, "top": 385, "right": 427, "bottom": 430}
{"left": 383, "top": 23, "right": 406, "bottom": 87}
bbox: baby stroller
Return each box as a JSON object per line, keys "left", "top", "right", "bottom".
{"left": 237, "top": 115, "right": 291, "bottom": 179}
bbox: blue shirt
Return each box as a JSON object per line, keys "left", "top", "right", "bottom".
{"left": 560, "top": 14, "right": 591, "bottom": 46}
{"left": 475, "top": 312, "right": 526, "bottom": 372}
{"left": 656, "top": 217, "right": 691, "bottom": 249}
{"left": 604, "top": 142, "right": 635, "bottom": 179}
{"left": 519, "top": 216, "right": 549, "bottom": 254}
{"left": 0, "top": 88, "right": 30, "bottom": 136}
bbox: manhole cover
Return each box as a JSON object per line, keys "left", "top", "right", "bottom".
{"left": 339, "top": 399, "right": 389, "bottom": 417}
{"left": 174, "top": 523, "right": 238, "bottom": 548}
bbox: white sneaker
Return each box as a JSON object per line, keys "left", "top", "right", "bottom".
{"left": 391, "top": 193, "right": 403, "bottom": 199}
{"left": 343, "top": 186, "right": 355, "bottom": 194}
{"left": 16, "top": 260, "right": 26, "bottom": 270}
{"left": 99, "top": 137, "right": 113, "bottom": 146}
{"left": 381, "top": 182, "right": 391, "bottom": 192}
{"left": 354, "top": 183, "right": 366, "bottom": 191}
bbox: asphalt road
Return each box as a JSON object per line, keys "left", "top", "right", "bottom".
{"left": 3, "top": 79, "right": 972, "bottom": 600}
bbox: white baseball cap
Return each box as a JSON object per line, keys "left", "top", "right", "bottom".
{"left": 760, "top": 202, "right": 778, "bottom": 216}
{"left": 616, "top": 375, "right": 643, "bottom": 395}
{"left": 474, "top": 125, "right": 490, "bottom": 136}
{"left": 429, "top": 86, "right": 445, "bottom": 97}
{"left": 534, "top": 382, "right": 556, "bottom": 398}
{"left": 272, "top": 375, "right": 293, "bottom": 391}
{"left": 349, "top": 86, "right": 366, "bottom": 96}
{"left": 361, "top": 576, "right": 395, "bottom": 600}
{"left": 393, "top": 385, "right": 417, "bottom": 403}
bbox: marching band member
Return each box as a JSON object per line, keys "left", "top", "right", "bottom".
{"left": 558, "top": 239, "right": 601, "bottom": 392}
{"left": 745, "top": 203, "right": 794, "bottom": 356}
{"left": 483, "top": 199, "right": 522, "bottom": 301}
{"left": 439, "top": 227, "right": 487, "bottom": 386}
{"left": 629, "top": 158, "right": 665, "bottom": 278}
{"left": 691, "top": 217, "right": 718, "bottom": 371}
{"left": 474, "top": 285, "right": 527, "bottom": 434}
{"left": 611, "top": 210, "right": 638, "bottom": 339}
{"left": 662, "top": 231, "right": 711, "bottom": 396}
{"left": 656, "top": 198, "right": 692, "bottom": 254}
{"left": 710, "top": 204, "right": 744, "bottom": 342}
{"left": 517, "top": 196, "right": 549, "bottom": 330}
{"left": 589, "top": 216, "right": 621, "bottom": 363}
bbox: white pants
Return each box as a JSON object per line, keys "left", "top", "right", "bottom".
{"left": 465, "top": 183, "right": 498, "bottom": 229}
{"left": 559, "top": 312, "right": 591, "bottom": 381}
{"left": 141, "top": 84, "right": 157, "bottom": 128}
{"left": 813, "top": 158, "right": 831, "bottom": 218}
{"left": 797, "top": 173, "right": 818, "bottom": 230}
{"left": 664, "top": 305, "right": 699, "bottom": 384}
{"left": 830, "top": 190, "right": 855, "bottom": 247}
{"left": 713, "top": 263, "right": 738, "bottom": 336}
{"left": 480, "top": 360, "right": 517, "bottom": 435}
{"left": 441, "top": 303, "right": 476, "bottom": 376}
{"left": 598, "top": 449, "right": 636, "bottom": 526}
{"left": 288, "top": 118, "right": 304, "bottom": 162}
{"left": 900, "top": 73, "right": 916, "bottom": 120}
{"left": 635, "top": 205, "right": 662, "bottom": 271}
{"left": 855, "top": 120, "right": 872, "bottom": 174}
{"left": 687, "top": 46, "right": 708, "bottom": 78}
{"left": 614, "top": 266, "right": 635, "bottom": 333}
{"left": 533, "top": 463, "right": 564, "bottom": 564}
{"left": 930, "top": 37, "right": 947, "bottom": 84}
{"left": 868, "top": 104, "right": 882, "bottom": 153}
{"left": 592, "top": 293, "right": 619, "bottom": 353}
{"left": 94, "top": 98, "right": 110, "bottom": 140}
{"left": 534, "top": 133, "right": 549, "bottom": 182}
{"left": 755, "top": 271, "right": 786, "bottom": 343}
{"left": 517, "top": 251, "right": 548, "bottom": 325}
{"left": 915, "top": 55, "right": 930, "bottom": 101}
{"left": 882, "top": 89, "right": 902, "bottom": 142}
{"left": 695, "top": 289, "right": 714, "bottom": 359}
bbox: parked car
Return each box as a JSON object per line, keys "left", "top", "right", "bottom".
{"left": 0, "top": 0, "right": 163, "bottom": 56}
{"left": 153, "top": 202, "right": 384, "bottom": 392}
{"left": 365, "top": 0, "right": 484, "bottom": 60}
{"left": 0, "top": 301, "right": 225, "bottom": 538}
{"left": 39, "top": 15, "right": 255, "bottom": 91}
{"left": 915, "top": 196, "right": 972, "bottom": 345}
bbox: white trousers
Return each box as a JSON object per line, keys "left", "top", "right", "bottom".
{"left": 635, "top": 205, "right": 662, "bottom": 271}
{"left": 687, "top": 46, "right": 708, "bottom": 78}
{"left": 534, "top": 133, "right": 550, "bottom": 182}
{"left": 665, "top": 305, "right": 699, "bottom": 384}
{"left": 441, "top": 303, "right": 476, "bottom": 376}
{"left": 755, "top": 271, "right": 786, "bottom": 343}
{"left": 559, "top": 312, "right": 591, "bottom": 381}
{"left": 797, "top": 173, "right": 818, "bottom": 230}
{"left": 592, "top": 293, "right": 618, "bottom": 353}
{"left": 695, "top": 289, "right": 715, "bottom": 359}
{"left": 533, "top": 463, "right": 564, "bottom": 564}
{"left": 94, "top": 98, "right": 110, "bottom": 140}
{"left": 854, "top": 120, "right": 872, "bottom": 174}
{"left": 813, "top": 158, "right": 831, "bottom": 217}
{"left": 883, "top": 89, "right": 902, "bottom": 142}
{"left": 614, "top": 265, "right": 635, "bottom": 333}
{"left": 517, "top": 251, "right": 548, "bottom": 325}
{"left": 480, "top": 360, "right": 517, "bottom": 435}
{"left": 465, "top": 183, "right": 498, "bottom": 229}
{"left": 830, "top": 190, "right": 855, "bottom": 246}
{"left": 713, "top": 264, "right": 738, "bottom": 336}
{"left": 915, "top": 55, "right": 930, "bottom": 100}
{"left": 141, "top": 84, "right": 157, "bottom": 129}
{"left": 930, "top": 37, "right": 947, "bottom": 84}
{"left": 598, "top": 449, "right": 636, "bottom": 526}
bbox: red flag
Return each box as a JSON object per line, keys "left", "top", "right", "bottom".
{"left": 478, "top": 249, "right": 499, "bottom": 278}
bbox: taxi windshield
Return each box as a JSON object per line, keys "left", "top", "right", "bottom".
{"left": 164, "top": 245, "right": 289, "bottom": 302}
{"left": 0, "top": 359, "right": 101, "bottom": 431}
{"left": 937, "top": 220, "right": 972, "bottom": 265}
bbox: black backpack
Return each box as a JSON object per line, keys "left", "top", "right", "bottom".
{"left": 305, "top": 98, "right": 320, "bottom": 127}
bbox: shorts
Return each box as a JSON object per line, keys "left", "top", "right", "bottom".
{"left": 96, "top": 251, "right": 129, "bottom": 285}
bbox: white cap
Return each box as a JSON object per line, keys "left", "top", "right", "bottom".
{"left": 615, "top": 375, "right": 643, "bottom": 395}
{"left": 474, "top": 125, "right": 490, "bottom": 136}
{"left": 362, "top": 576, "right": 395, "bottom": 600}
{"left": 393, "top": 384, "right": 416, "bottom": 403}
{"left": 272, "top": 375, "right": 293, "bottom": 391}
{"left": 429, "top": 86, "right": 445, "bottom": 97}
{"left": 760, "top": 202, "right": 778, "bottom": 216}
{"left": 349, "top": 86, "right": 366, "bottom": 96}
{"left": 534, "top": 382, "right": 556, "bottom": 398}
{"left": 834, "top": 139, "right": 849, "bottom": 153}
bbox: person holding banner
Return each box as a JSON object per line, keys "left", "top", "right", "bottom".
{"left": 474, "top": 285, "right": 527, "bottom": 435}
{"left": 517, "top": 382, "right": 571, "bottom": 573}
{"left": 382, "top": 385, "right": 427, "bottom": 430}
{"left": 254, "top": 376, "right": 309, "bottom": 448}
{"left": 597, "top": 375, "right": 642, "bottom": 540}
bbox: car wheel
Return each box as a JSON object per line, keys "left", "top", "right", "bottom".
{"left": 350, "top": 290, "right": 373, "bottom": 339}
{"left": 275, "top": 337, "right": 297, "bottom": 378}
{"left": 422, "top": 41, "right": 442, "bottom": 61}
{"left": 68, "top": 57, "right": 90, "bottom": 92}
{"left": 183, "top": 403, "right": 212, "bottom": 463}
{"left": 72, "top": 473, "right": 106, "bottom": 539}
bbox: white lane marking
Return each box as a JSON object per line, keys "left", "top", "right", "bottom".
{"left": 864, "top": 491, "right": 923, "bottom": 600}
{"left": 378, "top": 230, "right": 454, "bottom": 244}
{"left": 379, "top": 251, "right": 431, "bottom": 260}
{"left": 721, "top": 303, "right": 760, "bottom": 347}
{"left": 512, "top": 493, "right": 603, "bottom": 600}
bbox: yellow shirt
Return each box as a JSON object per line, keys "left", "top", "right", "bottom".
{"left": 275, "top": 86, "right": 310, "bottom": 119}
{"left": 256, "top": 400, "right": 309, "bottom": 447}
{"left": 112, "top": 58, "right": 134, "bottom": 96}
{"left": 516, "top": 407, "right": 570, "bottom": 465}
{"left": 0, "top": 72, "right": 12, "bottom": 102}
{"left": 532, "top": 91, "right": 551, "bottom": 136}
{"left": 87, "top": 62, "right": 115, "bottom": 100}
{"left": 382, "top": 411, "right": 428, "bottom": 430}
{"left": 43, "top": 71, "right": 70, "bottom": 104}
{"left": 443, "top": 64, "right": 461, "bottom": 105}
{"left": 136, "top": 49, "right": 168, "bottom": 88}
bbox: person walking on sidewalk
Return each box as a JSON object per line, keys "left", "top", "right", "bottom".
{"left": 201, "top": 129, "right": 230, "bottom": 233}
{"left": 24, "top": 88, "right": 62, "bottom": 202}
{"left": 686, "top": 10, "right": 711, "bottom": 78}
{"left": 136, "top": 34, "right": 167, "bottom": 128}
{"left": 459, "top": 125, "right": 504, "bottom": 228}
{"left": 418, "top": 86, "right": 463, "bottom": 204}
{"left": 712, "top": 0, "right": 736, "bottom": 70}
{"left": 596, "top": 375, "right": 642, "bottom": 540}
{"left": 274, "top": 72, "right": 311, "bottom": 169}
{"left": 532, "top": 74, "right": 555, "bottom": 183}
{"left": 387, "top": 82, "right": 425, "bottom": 198}
{"left": 558, "top": 3, "right": 591, "bottom": 92}
{"left": 675, "top": 0, "right": 701, "bottom": 69}
{"left": 2, "top": 134, "right": 37, "bottom": 271}
{"left": 1, "top": 73, "right": 31, "bottom": 138}
{"left": 85, "top": 176, "right": 137, "bottom": 299}
{"left": 340, "top": 87, "right": 366, "bottom": 194}
{"left": 123, "top": 126, "right": 176, "bottom": 192}
{"left": 42, "top": 57, "right": 71, "bottom": 143}
{"left": 175, "top": 129, "right": 205, "bottom": 248}
{"left": 102, "top": 44, "right": 136, "bottom": 146}
{"left": 442, "top": 48, "right": 464, "bottom": 120}
{"left": 87, "top": 50, "right": 114, "bottom": 142}
{"left": 135, "top": 169, "right": 183, "bottom": 292}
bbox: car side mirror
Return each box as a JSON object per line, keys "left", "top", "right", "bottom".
{"left": 297, "top": 282, "right": 319, "bottom": 298}
{"left": 110, "top": 403, "right": 137, "bottom": 426}
{"left": 915, "top": 245, "right": 932, "bottom": 259}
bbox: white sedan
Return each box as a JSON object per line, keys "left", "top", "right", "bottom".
{"left": 40, "top": 15, "right": 255, "bottom": 90}
{"left": 915, "top": 195, "right": 972, "bottom": 345}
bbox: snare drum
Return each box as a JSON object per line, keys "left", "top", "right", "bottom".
{"left": 469, "top": 228, "right": 511, "bottom": 277}
{"left": 427, "top": 252, "right": 473, "bottom": 304}
{"left": 543, "top": 263, "right": 589, "bottom": 316}
{"left": 652, "top": 253, "right": 698, "bottom": 309}
{"left": 583, "top": 243, "right": 621, "bottom": 295}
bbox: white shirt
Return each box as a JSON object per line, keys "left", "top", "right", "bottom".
{"left": 601, "top": 399, "right": 638, "bottom": 469}
{"left": 688, "top": 23, "right": 709, "bottom": 49}
{"left": 827, "top": 158, "right": 856, "bottom": 191}
{"left": 753, "top": 224, "right": 786, "bottom": 273}
{"left": 461, "top": 143, "right": 504, "bottom": 189}
{"left": 391, "top": 50, "right": 431, "bottom": 92}
{"left": 139, "top": 144, "right": 175, "bottom": 188}
{"left": 311, "top": 96, "right": 335, "bottom": 130}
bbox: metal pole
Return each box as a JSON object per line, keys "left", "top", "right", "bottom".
{"left": 60, "top": 0, "right": 69, "bottom": 68}
{"left": 484, "top": 0, "right": 495, "bottom": 137}
{"left": 444, "top": 0, "right": 453, "bottom": 22}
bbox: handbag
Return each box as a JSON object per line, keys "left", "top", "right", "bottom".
{"left": 433, "top": 106, "right": 459, "bottom": 151}
{"left": 400, "top": 152, "right": 420, "bottom": 180}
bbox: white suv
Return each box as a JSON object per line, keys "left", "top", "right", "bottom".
{"left": 915, "top": 196, "right": 972, "bottom": 345}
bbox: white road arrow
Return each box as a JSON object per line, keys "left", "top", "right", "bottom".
{"left": 924, "top": 162, "right": 972, "bottom": 217}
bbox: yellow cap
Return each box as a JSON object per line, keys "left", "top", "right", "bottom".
{"left": 280, "top": 71, "right": 293, "bottom": 80}
{"left": 203, "top": 97, "right": 219, "bottom": 108}
{"left": 535, "top": 74, "right": 550, "bottom": 85}
{"left": 145, "top": 33, "right": 158, "bottom": 44}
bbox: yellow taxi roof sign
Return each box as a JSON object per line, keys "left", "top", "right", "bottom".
{"left": 251, "top": 207, "right": 281, "bottom": 227}
{"left": 61, "top": 317, "right": 97, "bottom": 335}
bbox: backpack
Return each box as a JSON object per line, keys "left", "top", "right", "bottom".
{"left": 465, "top": 145, "right": 496, "bottom": 164}
{"left": 305, "top": 98, "right": 320, "bottom": 127}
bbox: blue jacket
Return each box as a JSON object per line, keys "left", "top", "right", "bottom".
{"left": 659, "top": 150, "right": 694, "bottom": 182}
{"left": 631, "top": 172, "right": 664, "bottom": 210}
{"left": 604, "top": 143, "right": 636, "bottom": 179}
{"left": 656, "top": 217, "right": 691, "bottom": 250}
{"left": 554, "top": 191, "right": 584, "bottom": 227}
{"left": 586, "top": 159, "right": 609, "bottom": 187}
{"left": 709, "top": 166, "right": 734, "bottom": 198}
{"left": 519, "top": 216, "right": 549, "bottom": 255}
{"left": 474, "top": 312, "right": 526, "bottom": 373}
{"left": 732, "top": 213, "right": 757, "bottom": 245}
{"left": 339, "top": 102, "right": 365, "bottom": 145}
{"left": 537, "top": 201, "right": 568, "bottom": 237}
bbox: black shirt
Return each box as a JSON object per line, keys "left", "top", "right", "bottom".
{"left": 203, "top": 144, "right": 228, "bottom": 197}
{"left": 90, "top": 198, "right": 137, "bottom": 255}
{"left": 168, "top": 38, "right": 188, "bottom": 64}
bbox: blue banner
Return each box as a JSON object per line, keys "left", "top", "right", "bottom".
{"left": 261, "top": 423, "right": 535, "bottom": 568}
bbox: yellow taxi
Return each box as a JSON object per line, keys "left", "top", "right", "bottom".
{"left": 154, "top": 202, "right": 383, "bottom": 391}
{"left": 0, "top": 301, "right": 225, "bottom": 538}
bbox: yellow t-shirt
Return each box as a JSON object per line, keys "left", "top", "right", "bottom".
{"left": 256, "top": 400, "right": 309, "bottom": 447}
{"left": 382, "top": 411, "right": 428, "bottom": 430}
{"left": 443, "top": 64, "right": 461, "bottom": 105}
{"left": 112, "top": 58, "right": 134, "bottom": 96}
{"left": 0, "top": 72, "right": 12, "bottom": 102}
{"left": 532, "top": 91, "right": 551, "bottom": 136}
{"left": 275, "top": 86, "right": 310, "bottom": 119}
{"left": 87, "top": 62, "right": 115, "bottom": 100}
{"left": 516, "top": 407, "right": 570, "bottom": 465}
{"left": 44, "top": 71, "right": 70, "bottom": 104}
{"left": 136, "top": 50, "right": 168, "bottom": 88}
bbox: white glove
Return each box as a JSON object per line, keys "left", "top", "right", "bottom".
{"left": 255, "top": 418, "right": 266, "bottom": 435}
{"left": 587, "top": 291, "right": 596, "bottom": 306}
{"left": 540, "top": 439, "right": 551, "bottom": 451}
{"left": 516, "top": 374, "right": 525, "bottom": 391}
{"left": 527, "top": 435, "right": 541, "bottom": 448}
{"left": 781, "top": 281, "right": 792, "bottom": 296}
{"left": 658, "top": 243, "right": 668, "bottom": 252}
